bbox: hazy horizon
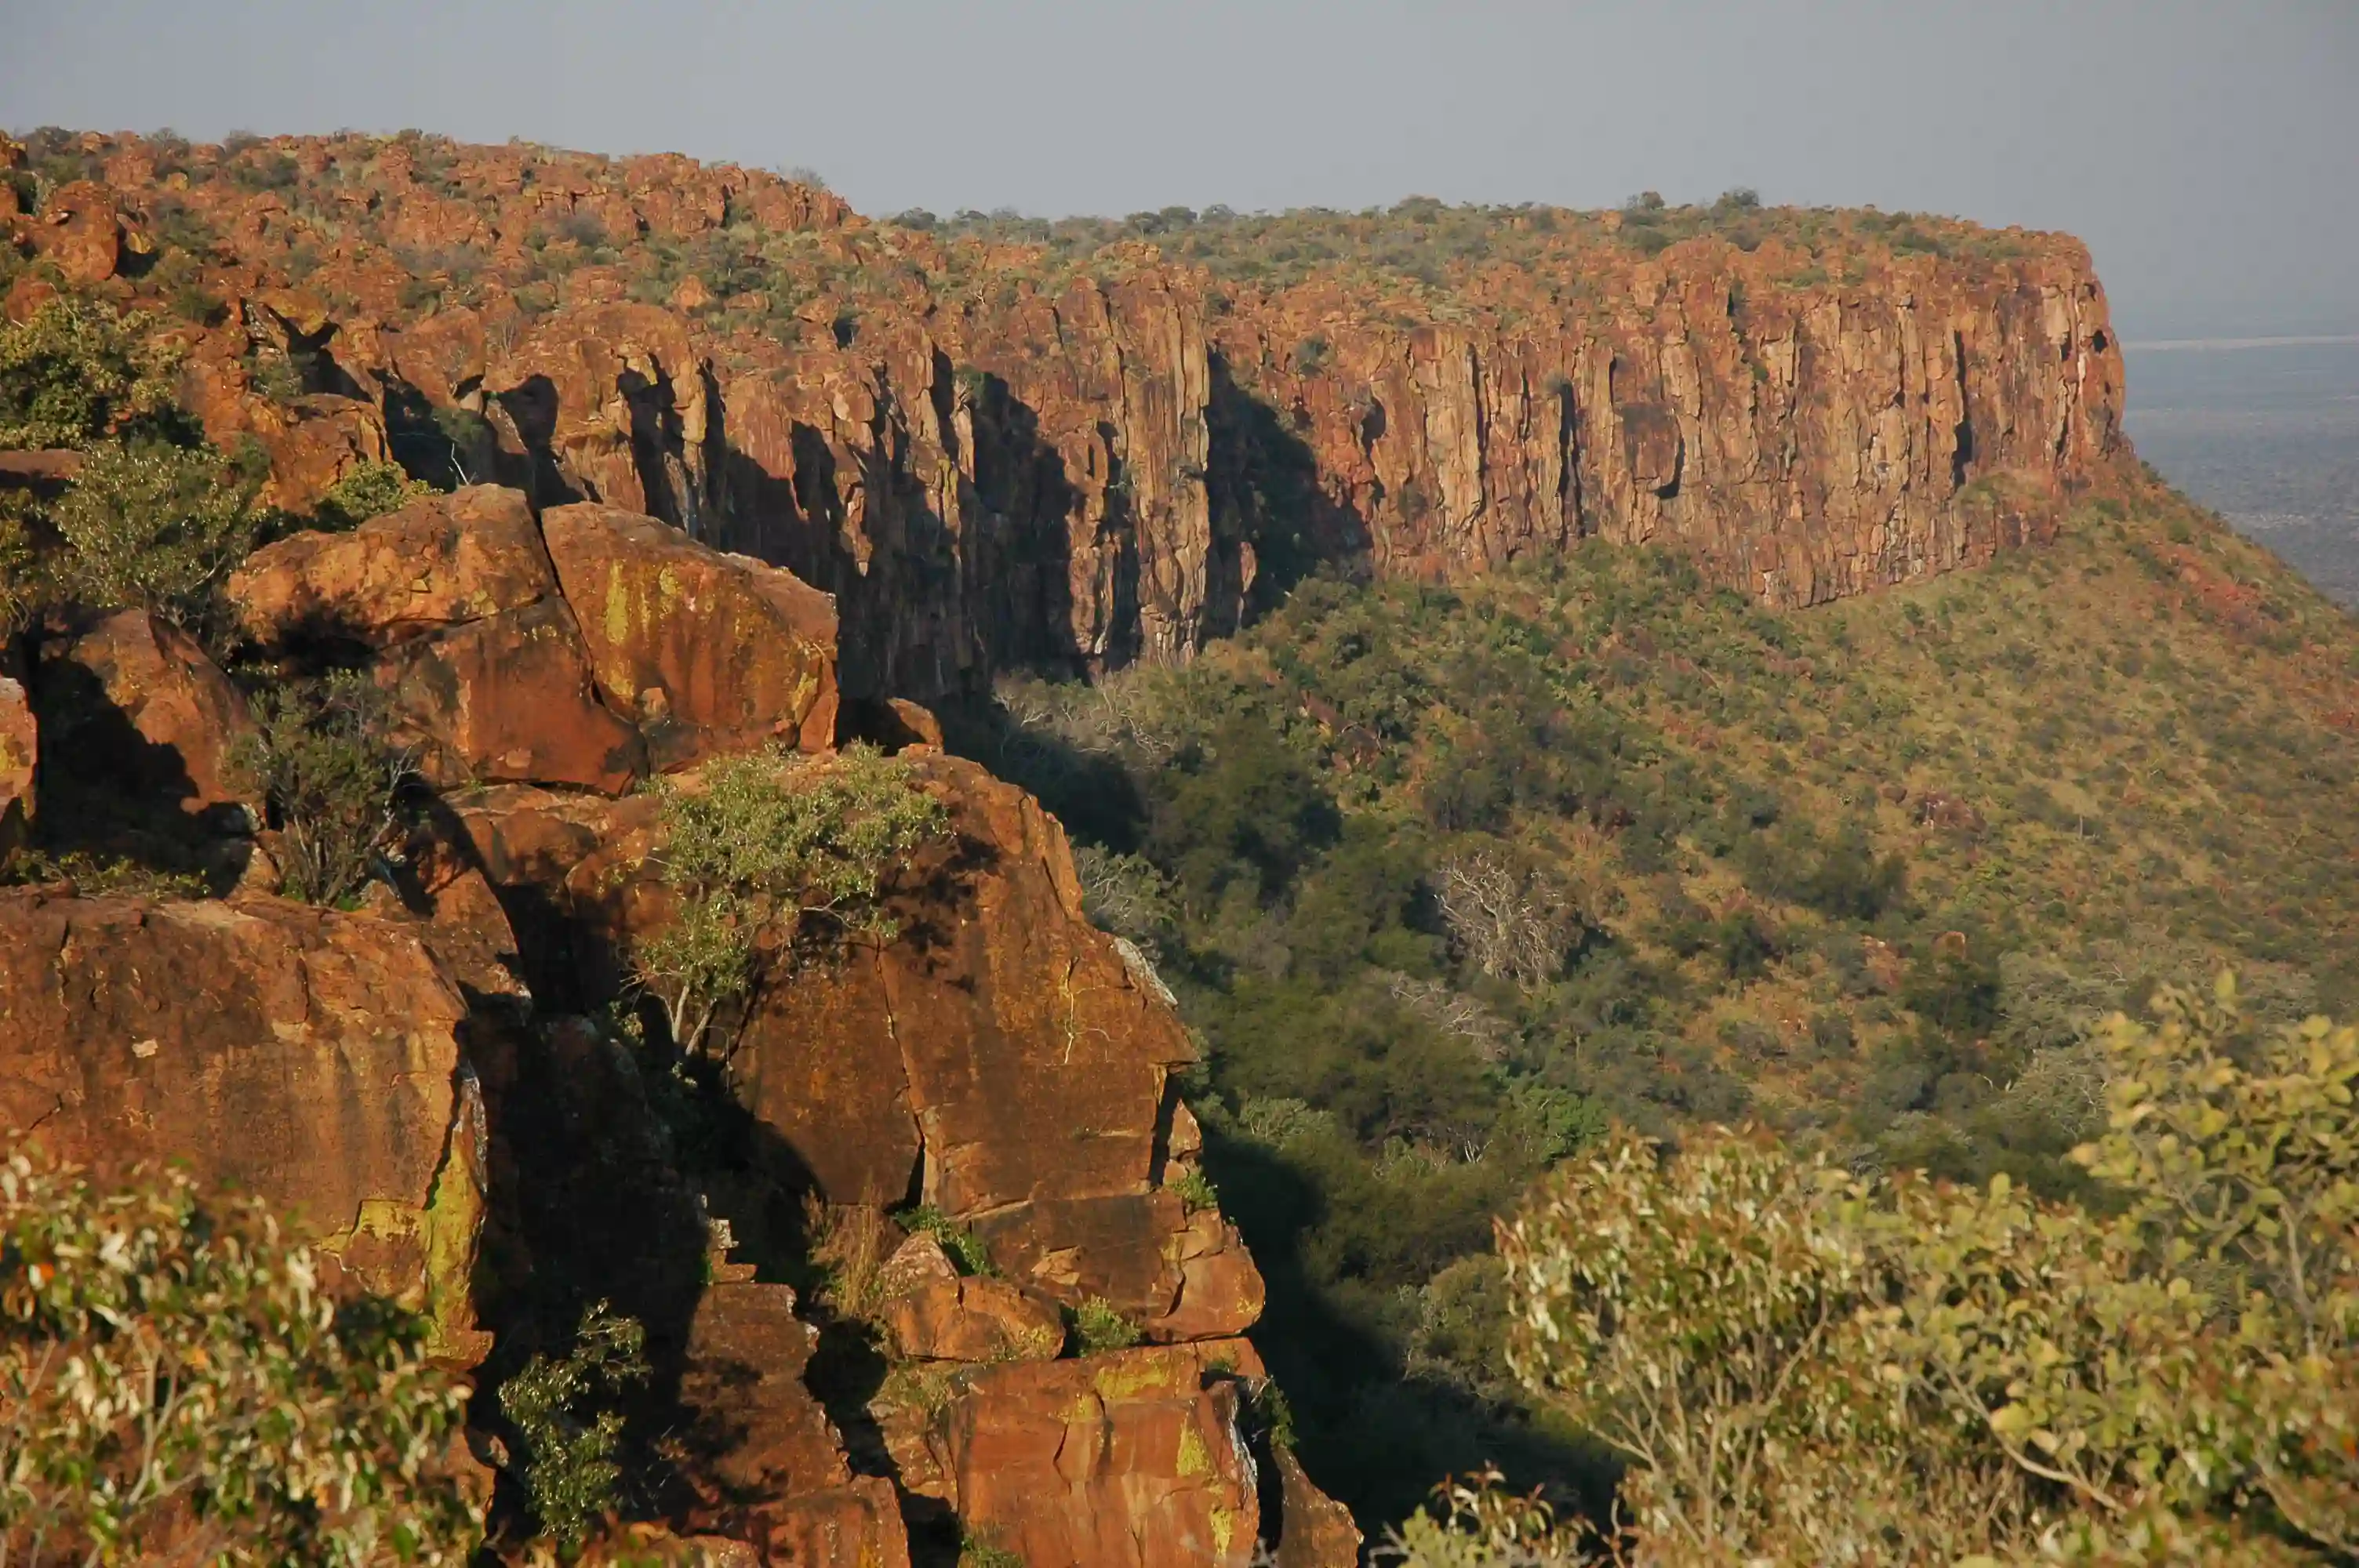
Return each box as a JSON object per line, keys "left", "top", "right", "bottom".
{"left": 5, "top": 0, "right": 2355, "bottom": 340}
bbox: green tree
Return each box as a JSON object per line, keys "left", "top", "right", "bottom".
{"left": 0, "top": 1145, "right": 481, "bottom": 1565}
{"left": 231, "top": 672, "right": 417, "bottom": 908}
{"left": 42, "top": 439, "right": 259, "bottom": 627}
{"left": 1475, "top": 978, "right": 2359, "bottom": 1564}
{"left": 494, "top": 1301, "right": 649, "bottom": 1558}
{"left": 634, "top": 744, "right": 951, "bottom": 1054}
{"left": 311, "top": 460, "right": 431, "bottom": 532}
{"left": 0, "top": 299, "right": 188, "bottom": 451}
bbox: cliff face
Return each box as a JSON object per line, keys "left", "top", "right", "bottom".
{"left": 3, "top": 129, "right": 2127, "bottom": 700}
{"left": 10, "top": 477, "right": 1350, "bottom": 1564}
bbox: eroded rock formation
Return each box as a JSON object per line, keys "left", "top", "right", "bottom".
{"left": 7, "top": 130, "right": 2128, "bottom": 703}
{"left": 0, "top": 890, "right": 489, "bottom": 1358}
{"left": 1, "top": 462, "right": 1352, "bottom": 1563}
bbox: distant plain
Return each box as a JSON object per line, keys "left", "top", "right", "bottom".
{"left": 2125, "top": 338, "right": 2359, "bottom": 603}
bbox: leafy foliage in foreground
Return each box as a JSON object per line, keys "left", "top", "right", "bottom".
{"left": 0, "top": 299, "right": 189, "bottom": 452}
{"left": 968, "top": 479, "right": 2359, "bottom": 1521}
{"left": 0, "top": 1147, "right": 479, "bottom": 1565}
{"left": 1484, "top": 981, "right": 2359, "bottom": 1564}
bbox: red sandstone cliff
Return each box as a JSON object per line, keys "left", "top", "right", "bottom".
{"left": 3, "top": 129, "right": 2127, "bottom": 701}
{"left": 1, "top": 474, "right": 1351, "bottom": 1564}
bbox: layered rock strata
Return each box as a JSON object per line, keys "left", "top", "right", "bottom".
{"left": 7, "top": 131, "right": 2128, "bottom": 703}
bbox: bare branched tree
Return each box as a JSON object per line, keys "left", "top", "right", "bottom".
{"left": 1436, "top": 851, "right": 1578, "bottom": 993}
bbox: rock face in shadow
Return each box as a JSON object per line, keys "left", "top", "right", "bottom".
{"left": 0, "top": 890, "right": 489, "bottom": 1359}
{"left": 35, "top": 608, "right": 258, "bottom": 824}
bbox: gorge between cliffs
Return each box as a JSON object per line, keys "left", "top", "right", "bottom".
{"left": 19, "top": 125, "right": 2359, "bottom": 1568}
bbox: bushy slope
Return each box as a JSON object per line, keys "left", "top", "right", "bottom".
{"left": 956, "top": 473, "right": 2359, "bottom": 1521}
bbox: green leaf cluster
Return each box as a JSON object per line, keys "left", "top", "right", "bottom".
{"left": 229, "top": 671, "right": 416, "bottom": 908}
{"left": 494, "top": 1300, "right": 649, "bottom": 1557}
{"left": 1490, "top": 981, "right": 2359, "bottom": 1563}
{"left": 0, "top": 1145, "right": 479, "bottom": 1565}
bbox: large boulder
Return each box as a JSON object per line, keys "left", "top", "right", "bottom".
{"left": 675, "top": 1278, "right": 911, "bottom": 1566}
{"left": 885, "top": 1341, "right": 1270, "bottom": 1568}
{"left": 228, "top": 485, "right": 644, "bottom": 793}
{"left": 731, "top": 755, "right": 1197, "bottom": 1215}
{"left": 0, "top": 890, "right": 489, "bottom": 1359}
{"left": 877, "top": 1236, "right": 1066, "bottom": 1364}
{"left": 542, "top": 502, "right": 838, "bottom": 770}
{"left": 228, "top": 483, "right": 557, "bottom": 642}
{"left": 35, "top": 608, "right": 256, "bottom": 819}
{"left": 971, "top": 1193, "right": 1266, "bottom": 1343}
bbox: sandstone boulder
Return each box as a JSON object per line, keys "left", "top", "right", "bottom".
{"left": 34, "top": 608, "right": 257, "bottom": 829}
{"left": 376, "top": 595, "right": 645, "bottom": 791}
{"left": 884, "top": 1272, "right": 1066, "bottom": 1365}
{"left": 228, "top": 485, "right": 645, "bottom": 792}
{"left": 732, "top": 756, "right": 1195, "bottom": 1214}
{"left": 888, "top": 1340, "right": 1266, "bottom": 1568}
{"left": 542, "top": 501, "right": 838, "bottom": 769}
{"left": 30, "top": 180, "right": 119, "bottom": 285}
{"left": 229, "top": 485, "right": 556, "bottom": 643}
{"left": 1270, "top": 1449, "right": 1364, "bottom": 1568}
{"left": 0, "top": 891, "right": 487, "bottom": 1358}
{"left": 972, "top": 1192, "right": 1265, "bottom": 1344}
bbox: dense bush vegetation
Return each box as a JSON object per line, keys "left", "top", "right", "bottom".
{"left": 1445, "top": 981, "right": 2359, "bottom": 1564}
{"left": 0, "top": 1147, "right": 481, "bottom": 1564}
{"left": 962, "top": 485, "right": 2359, "bottom": 1524}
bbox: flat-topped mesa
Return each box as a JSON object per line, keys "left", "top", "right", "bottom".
{"left": 10, "top": 129, "right": 2125, "bottom": 696}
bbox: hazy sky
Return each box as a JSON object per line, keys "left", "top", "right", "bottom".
{"left": 6, "top": 0, "right": 2355, "bottom": 336}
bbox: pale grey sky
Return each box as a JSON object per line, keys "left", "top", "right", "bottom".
{"left": 5, "top": 0, "right": 2354, "bottom": 336}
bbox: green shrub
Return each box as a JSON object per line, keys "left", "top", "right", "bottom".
{"left": 958, "top": 1533, "right": 1024, "bottom": 1568}
{"left": 0, "top": 1145, "right": 480, "bottom": 1563}
{"left": 41, "top": 440, "right": 258, "bottom": 627}
{"left": 311, "top": 459, "right": 431, "bottom": 532}
{"left": 897, "top": 1203, "right": 994, "bottom": 1277}
{"left": 1068, "top": 1296, "right": 1144, "bottom": 1355}
{"left": 231, "top": 671, "right": 416, "bottom": 908}
{"left": 0, "top": 299, "right": 187, "bottom": 450}
{"left": 1489, "top": 978, "right": 2359, "bottom": 1563}
{"left": 1168, "top": 1167, "right": 1220, "bottom": 1215}
{"left": 635, "top": 744, "right": 951, "bottom": 1054}
{"left": 496, "top": 1300, "right": 649, "bottom": 1556}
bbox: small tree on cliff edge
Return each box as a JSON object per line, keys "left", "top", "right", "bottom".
{"left": 1420, "top": 976, "right": 2359, "bottom": 1566}
{"left": 0, "top": 1145, "right": 482, "bottom": 1564}
{"left": 631, "top": 743, "right": 951, "bottom": 1057}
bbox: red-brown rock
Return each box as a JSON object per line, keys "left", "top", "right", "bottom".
{"left": 889, "top": 1340, "right": 1267, "bottom": 1567}
{"left": 729, "top": 755, "right": 1195, "bottom": 1214}
{"left": 881, "top": 1258, "right": 1066, "bottom": 1366}
{"left": 972, "top": 1193, "right": 1266, "bottom": 1344}
{"left": 0, "top": 890, "right": 488, "bottom": 1358}
{"left": 229, "top": 485, "right": 557, "bottom": 642}
{"left": 1270, "top": 1448, "right": 1364, "bottom": 1568}
{"left": 35, "top": 608, "right": 257, "bottom": 824}
{"left": 376, "top": 596, "right": 645, "bottom": 791}
{"left": 541, "top": 501, "right": 838, "bottom": 768}
{"left": 30, "top": 180, "right": 121, "bottom": 285}
{"left": 228, "top": 486, "right": 645, "bottom": 792}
